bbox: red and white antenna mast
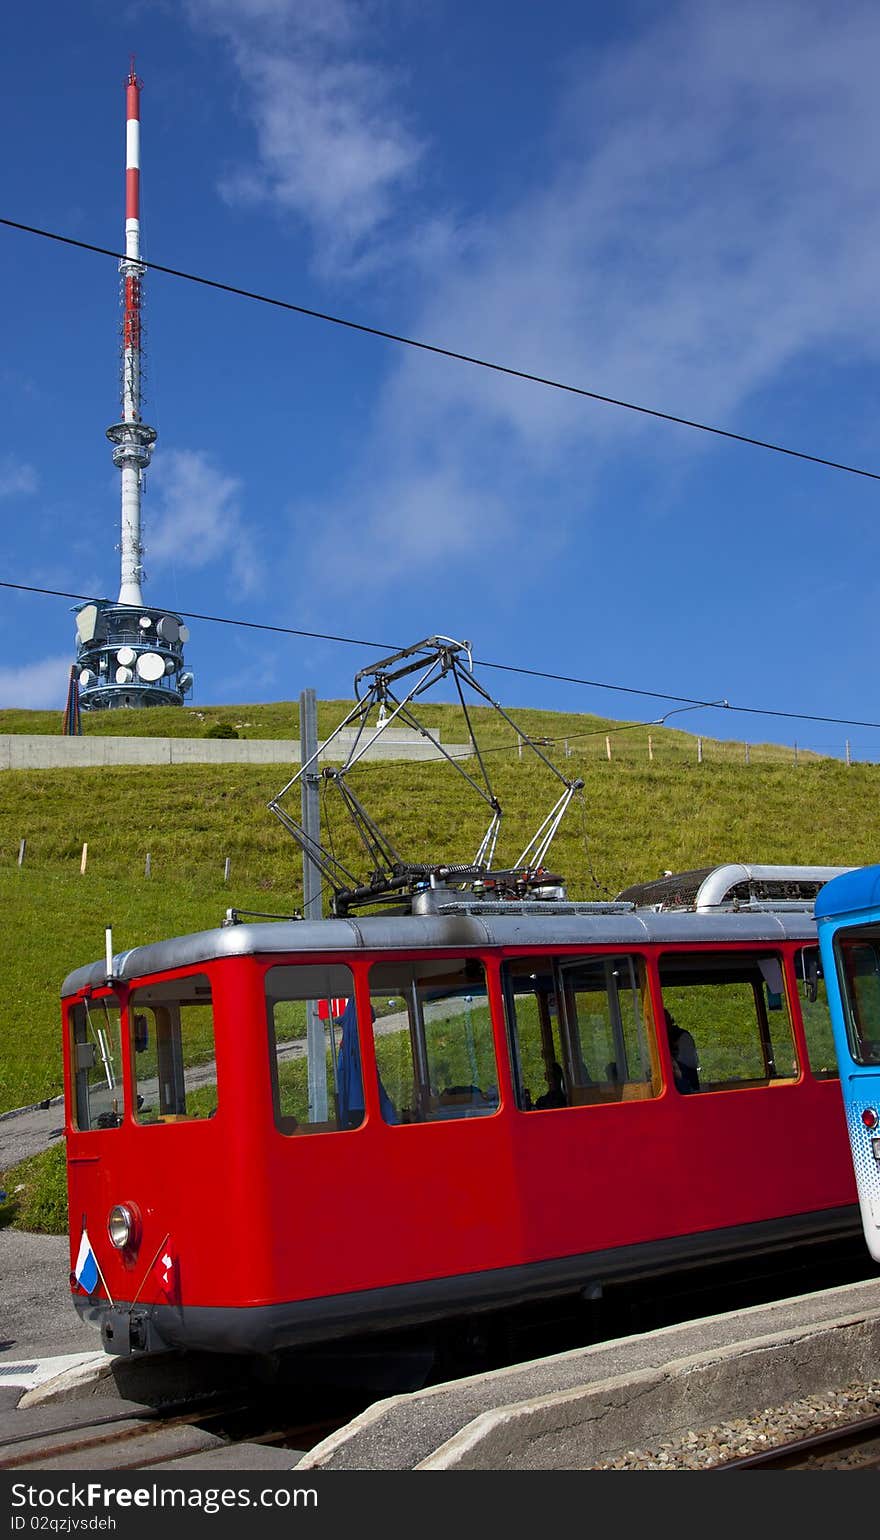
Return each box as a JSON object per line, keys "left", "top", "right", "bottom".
{"left": 71, "top": 61, "right": 193, "bottom": 711}
{"left": 106, "top": 57, "right": 156, "bottom": 606}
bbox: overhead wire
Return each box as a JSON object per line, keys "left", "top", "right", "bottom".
{"left": 4, "top": 577, "right": 880, "bottom": 734}
{"left": 3, "top": 223, "right": 880, "bottom": 736}
{"left": 3, "top": 216, "right": 880, "bottom": 485}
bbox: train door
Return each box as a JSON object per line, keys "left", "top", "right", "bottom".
{"left": 653, "top": 946, "right": 844, "bottom": 1226}
{"left": 501, "top": 950, "right": 663, "bottom": 1259}
{"left": 357, "top": 953, "right": 515, "bottom": 1283}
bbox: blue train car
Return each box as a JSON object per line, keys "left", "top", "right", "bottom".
{"left": 816, "top": 866, "right": 880, "bottom": 1263}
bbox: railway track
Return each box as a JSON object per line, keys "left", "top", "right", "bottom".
{"left": 0, "top": 1392, "right": 347, "bottom": 1471}
{"left": 712, "top": 1413, "right": 880, "bottom": 1470}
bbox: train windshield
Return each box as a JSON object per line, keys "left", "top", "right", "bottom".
{"left": 368, "top": 957, "right": 496, "bottom": 1123}
{"left": 69, "top": 994, "right": 123, "bottom": 1130}
{"left": 835, "top": 928, "right": 880, "bottom": 1065}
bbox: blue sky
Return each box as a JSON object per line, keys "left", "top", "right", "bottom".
{"left": 1, "top": 0, "right": 879, "bottom": 758}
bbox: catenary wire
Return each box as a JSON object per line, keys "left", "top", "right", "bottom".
{"left": 4, "top": 577, "right": 880, "bottom": 734}
{"left": 2, "top": 216, "right": 880, "bottom": 485}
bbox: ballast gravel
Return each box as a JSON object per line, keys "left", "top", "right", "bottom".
{"left": 596, "top": 1378, "right": 880, "bottom": 1468}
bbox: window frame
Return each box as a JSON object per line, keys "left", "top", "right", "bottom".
{"left": 68, "top": 989, "right": 124, "bottom": 1132}
{"left": 500, "top": 948, "right": 660, "bottom": 1112}
{"left": 128, "top": 970, "right": 218, "bottom": 1127}
{"left": 790, "top": 945, "right": 838, "bottom": 1081}
{"left": 655, "top": 945, "right": 800, "bottom": 1094}
{"left": 366, "top": 952, "right": 499, "bottom": 1126}
{"left": 832, "top": 926, "right": 880, "bottom": 1067}
{"left": 264, "top": 958, "right": 360, "bottom": 1136}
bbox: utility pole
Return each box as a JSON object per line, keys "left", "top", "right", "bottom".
{"left": 300, "top": 689, "right": 328, "bottom": 1120}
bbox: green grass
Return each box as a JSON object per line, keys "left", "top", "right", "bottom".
{"left": 0, "top": 700, "right": 304, "bottom": 738}
{"left": 0, "top": 696, "right": 829, "bottom": 765}
{"left": 0, "top": 1144, "right": 67, "bottom": 1234}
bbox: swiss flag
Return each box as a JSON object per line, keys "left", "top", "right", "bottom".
{"left": 155, "top": 1246, "right": 176, "bottom": 1300}
{"left": 317, "top": 997, "right": 348, "bottom": 1020}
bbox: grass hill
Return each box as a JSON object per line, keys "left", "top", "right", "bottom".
{"left": 0, "top": 697, "right": 827, "bottom": 758}
{"left": 1, "top": 699, "right": 878, "bottom": 1118}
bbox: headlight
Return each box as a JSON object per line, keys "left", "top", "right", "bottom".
{"left": 108, "top": 1204, "right": 137, "bottom": 1250}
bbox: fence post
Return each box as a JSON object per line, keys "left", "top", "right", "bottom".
{"left": 17, "top": 838, "right": 26, "bottom": 868}
{"left": 80, "top": 843, "right": 88, "bottom": 875}
{"left": 648, "top": 735, "right": 653, "bottom": 763}
{"left": 145, "top": 853, "right": 151, "bottom": 879}
{"left": 605, "top": 735, "right": 612, "bottom": 761}
{"left": 517, "top": 734, "right": 523, "bottom": 760}
{"left": 564, "top": 739, "right": 569, "bottom": 758}
{"left": 846, "top": 740, "right": 852, "bottom": 767}
{"left": 224, "top": 857, "right": 231, "bottom": 882}
{"left": 745, "top": 743, "right": 750, "bottom": 766}
{"left": 793, "top": 742, "right": 798, "bottom": 767}
{"left": 697, "top": 737, "right": 703, "bottom": 764}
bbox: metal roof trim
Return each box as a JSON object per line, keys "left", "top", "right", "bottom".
{"left": 61, "top": 905, "right": 820, "bottom": 995}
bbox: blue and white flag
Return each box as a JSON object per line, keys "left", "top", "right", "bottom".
{"left": 74, "top": 1229, "right": 99, "bottom": 1294}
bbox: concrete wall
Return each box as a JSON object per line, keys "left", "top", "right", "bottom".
{"left": 0, "top": 732, "right": 471, "bottom": 770}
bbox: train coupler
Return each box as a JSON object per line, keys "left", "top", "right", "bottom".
{"left": 100, "top": 1307, "right": 154, "bottom": 1356}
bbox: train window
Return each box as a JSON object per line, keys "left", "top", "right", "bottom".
{"left": 502, "top": 955, "right": 658, "bottom": 1109}
{"left": 69, "top": 994, "right": 123, "bottom": 1131}
{"left": 795, "top": 947, "right": 838, "bottom": 1080}
{"left": 265, "top": 963, "right": 360, "bottom": 1133}
{"left": 130, "top": 974, "right": 217, "bottom": 1124}
{"left": 658, "top": 952, "right": 798, "bottom": 1091}
{"left": 836, "top": 931, "right": 880, "bottom": 1066}
{"left": 367, "top": 958, "right": 496, "bottom": 1124}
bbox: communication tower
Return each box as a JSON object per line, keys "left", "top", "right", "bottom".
{"left": 73, "top": 62, "right": 193, "bottom": 710}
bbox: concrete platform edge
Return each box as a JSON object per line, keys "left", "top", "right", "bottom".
{"left": 17, "top": 1354, "right": 116, "bottom": 1408}
{"left": 415, "top": 1312, "right": 880, "bottom": 1470}
{"left": 295, "top": 1298, "right": 880, "bottom": 1471}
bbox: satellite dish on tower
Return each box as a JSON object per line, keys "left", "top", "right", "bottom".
{"left": 115, "top": 665, "right": 133, "bottom": 684}
{"left": 156, "top": 616, "right": 180, "bottom": 644}
{"left": 135, "top": 652, "right": 165, "bottom": 681}
{"left": 76, "top": 605, "right": 98, "bottom": 643}
{"left": 139, "top": 615, "right": 152, "bottom": 630}
{"left": 117, "top": 646, "right": 136, "bottom": 666}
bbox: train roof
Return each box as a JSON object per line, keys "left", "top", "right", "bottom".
{"left": 815, "top": 864, "right": 880, "bottom": 922}
{"left": 61, "top": 900, "right": 823, "bottom": 996}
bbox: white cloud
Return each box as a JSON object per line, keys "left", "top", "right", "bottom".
{"left": 386, "top": 1, "right": 880, "bottom": 451}
{"left": 181, "top": 2, "right": 880, "bottom": 602}
{"left": 186, "top": 0, "right": 423, "bottom": 273}
{"left": 300, "top": 0, "right": 880, "bottom": 591}
{"left": 307, "top": 462, "right": 510, "bottom": 589}
{"left": 146, "top": 448, "right": 262, "bottom": 594}
{"left": 0, "top": 655, "right": 71, "bottom": 709}
{"left": 0, "top": 457, "right": 38, "bottom": 499}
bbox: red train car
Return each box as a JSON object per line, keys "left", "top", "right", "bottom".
{"left": 62, "top": 863, "right": 860, "bottom": 1358}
